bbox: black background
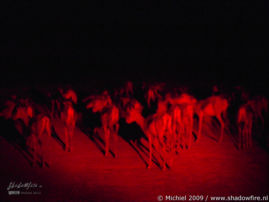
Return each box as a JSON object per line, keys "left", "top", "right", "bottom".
{"left": 0, "top": 0, "right": 268, "bottom": 88}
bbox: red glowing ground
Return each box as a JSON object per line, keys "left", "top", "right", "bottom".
{"left": 0, "top": 119, "right": 268, "bottom": 201}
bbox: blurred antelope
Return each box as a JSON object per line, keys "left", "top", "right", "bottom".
{"left": 237, "top": 104, "right": 253, "bottom": 149}
{"left": 247, "top": 96, "right": 268, "bottom": 127}
{"left": 62, "top": 88, "right": 78, "bottom": 104}
{"left": 169, "top": 104, "right": 183, "bottom": 152}
{"left": 168, "top": 93, "right": 197, "bottom": 148}
{"left": 28, "top": 113, "right": 51, "bottom": 167}
{"left": 61, "top": 101, "right": 76, "bottom": 152}
{"left": 125, "top": 99, "right": 173, "bottom": 170}
{"left": 0, "top": 96, "right": 17, "bottom": 119}
{"left": 144, "top": 83, "right": 165, "bottom": 108}
{"left": 195, "top": 95, "right": 229, "bottom": 142}
{"left": 87, "top": 91, "right": 119, "bottom": 157}
{"left": 12, "top": 99, "right": 33, "bottom": 127}
{"left": 100, "top": 104, "right": 119, "bottom": 156}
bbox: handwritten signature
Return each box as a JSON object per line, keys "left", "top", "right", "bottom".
{"left": 7, "top": 181, "right": 42, "bottom": 191}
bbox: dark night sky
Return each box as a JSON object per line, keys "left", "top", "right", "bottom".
{"left": 0, "top": 0, "right": 268, "bottom": 87}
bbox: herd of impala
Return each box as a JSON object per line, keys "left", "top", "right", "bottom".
{"left": 0, "top": 81, "right": 267, "bottom": 169}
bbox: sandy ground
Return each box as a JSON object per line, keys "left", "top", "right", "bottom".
{"left": 0, "top": 118, "right": 268, "bottom": 202}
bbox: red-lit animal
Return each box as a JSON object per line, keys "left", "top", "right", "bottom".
{"left": 125, "top": 99, "right": 173, "bottom": 170}
{"left": 0, "top": 96, "right": 17, "bottom": 119}
{"left": 247, "top": 96, "right": 268, "bottom": 127}
{"left": 63, "top": 88, "right": 78, "bottom": 104}
{"left": 144, "top": 83, "right": 165, "bottom": 107}
{"left": 12, "top": 100, "right": 33, "bottom": 127}
{"left": 115, "top": 96, "right": 131, "bottom": 118}
{"left": 50, "top": 88, "right": 64, "bottom": 119}
{"left": 237, "top": 104, "right": 253, "bottom": 149}
{"left": 61, "top": 101, "right": 76, "bottom": 152}
{"left": 195, "top": 95, "right": 228, "bottom": 142}
{"left": 169, "top": 104, "right": 183, "bottom": 153}
{"left": 100, "top": 104, "right": 120, "bottom": 156}
{"left": 86, "top": 91, "right": 112, "bottom": 112}
{"left": 87, "top": 92, "right": 119, "bottom": 156}
{"left": 27, "top": 113, "right": 51, "bottom": 167}
{"left": 182, "top": 104, "right": 194, "bottom": 148}
{"left": 168, "top": 93, "right": 197, "bottom": 148}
